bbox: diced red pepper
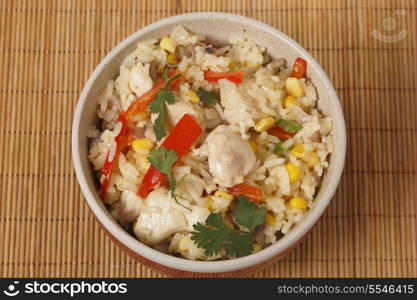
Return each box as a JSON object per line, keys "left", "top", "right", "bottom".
{"left": 290, "top": 57, "right": 307, "bottom": 79}
{"left": 100, "top": 114, "right": 134, "bottom": 197}
{"left": 138, "top": 114, "right": 203, "bottom": 198}
{"left": 204, "top": 70, "right": 244, "bottom": 83}
{"left": 100, "top": 70, "right": 183, "bottom": 198}
{"left": 267, "top": 126, "right": 296, "bottom": 140}
{"left": 228, "top": 183, "right": 263, "bottom": 203}
{"left": 124, "top": 69, "right": 183, "bottom": 122}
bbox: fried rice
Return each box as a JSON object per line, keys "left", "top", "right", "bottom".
{"left": 88, "top": 25, "right": 333, "bottom": 260}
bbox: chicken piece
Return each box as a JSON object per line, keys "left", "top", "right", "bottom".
{"left": 184, "top": 205, "right": 211, "bottom": 231}
{"left": 128, "top": 63, "right": 153, "bottom": 98}
{"left": 119, "top": 190, "right": 143, "bottom": 224}
{"left": 165, "top": 101, "right": 206, "bottom": 130}
{"left": 205, "top": 125, "right": 256, "bottom": 187}
{"left": 204, "top": 107, "right": 222, "bottom": 129}
{"left": 170, "top": 25, "right": 205, "bottom": 46}
{"left": 176, "top": 174, "right": 206, "bottom": 203}
{"left": 133, "top": 188, "right": 186, "bottom": 245}
{"left": 219, "top": 79, "right": 265, "bottom": 126}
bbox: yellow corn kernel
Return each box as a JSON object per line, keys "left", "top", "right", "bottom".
{"left": 285, "top": 77, "right": 303, "bottom": 97}
{"left": 291, "top": 144, "right": 305, "bottom": 158}
{"left": 132, "top": 138, "right": 155, "bottom": 152}
{"left": 248, "top": 140, "right": 257, "bottom": 152}
{"left": 254, "top": 117, "right": 276, "bottom": 132}
{"left": 265, "top": 213, "right": 276, "bottom": 226}
{"left": 214, "top": 191, "right": 234, "bottom": 201}
{"left": 306, "top": 152, "right": 319, "bottom": 167}
{"left": 284, "top": 95, "right": 298, "bottom": 108}
{"left": 286, "top": 162, "right": 300, "bottom": 183}
{"left": 178, "top": 236, "right": 189, "bottom": 251}
{"left": 139, "top": 155, "right": 151, "bottom": 171}
{"left": 253, "top": 243, "right": 262, "bottom": 252}
{"left": 206, "top": 196, "right": 215, "bottom": 212}
{"left": 289, "top": 197, "right": 308, "bottom": 210}
{"left": 186, "top": 90, "right": 200, "bottom": 103}
{"left": 159, "top": 36, "right": 177, "bottom": 53}
{"left": 167, "top": 53, "right": 178, "bottom": 64}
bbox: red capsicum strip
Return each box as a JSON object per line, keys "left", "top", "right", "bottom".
{"left": 100, "top": 114, "right": 134, "bottom": 197}
{"left": 228, "top": 183, "right": 263, "bottom": 203}
{"left": 203, "top": 70, "right": 244, "bottom": 83}
{"left": 267, "top": 126, "right": 296, "bottom": 140}
{"left": 138, "top": 114, "right": 203, "bottom": 198}
{"left": 290, "top": 57, "right": 307, "bottom": 79}
{"left": 100, "top": 69, "right": 183, "bottom": 198}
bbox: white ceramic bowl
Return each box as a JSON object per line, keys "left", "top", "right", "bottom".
{"left": 72, "top": 12, "right": 346, "bottom": 277}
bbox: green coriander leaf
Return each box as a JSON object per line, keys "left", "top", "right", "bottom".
{"left": 148, "top": 147, "right": 178, "bottom": 175}
{"left": 148, "top": 147, "right": 190, "bottom": 210}
{"left": 191, "top": 196, "right": 268, "bottom": 258}
{"left": 148, "top": 92, "right": 164, "bottom": 113}
{"left": 164, "top": 88, "right": 176, "bottom": 105}
{"left": 205, "top": 212, "right": 229, "bottom": 230}
{"left": 276, "top": 119, "right": 302, "bottom": 133}
{"left": 273, "top": 141, "right": 286, "bottom": 155}
{"left": 148, "top": 147, "right": 178, "bottom": 195}
{"left": 234, "top": 195, "right": 267, "bottom": 231}
{"left": 197, "top": 87, "right": 218, "bottom": 106}
{"left": 148, "top": 70, "right": 180, "bottom": 140}
{"left": 191, "top": 213, "right": 253, "bottom": 257}
{"left": 153, "top": 109, "right": 167, "bottom": 141}
{"left": 191, "top": 213, "right": 231, "bottom": 257}
{"left": 223, "top": 230, "right": 253, "bottom": 257}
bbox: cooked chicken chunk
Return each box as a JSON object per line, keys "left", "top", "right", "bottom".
{"left": 218, "top": 79, "right": 265, "bottom": 125}
{"left": 129, "top": 63, "right": 153, "bottom": 98}
{"left": 205, "top": 125, "right": 256, "bottom": 187}
{"left": 165, "top": 101, "right": 206, "bottom": 130}
{"left": 133, "top": 188, "right": 186, "bottom": 245}
{"left": 119, "top": 190, "right": 143, "bottom": 224}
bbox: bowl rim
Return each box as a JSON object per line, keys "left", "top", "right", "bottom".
{"left": 72, "top": 12, "right": 346, "bottom": 273}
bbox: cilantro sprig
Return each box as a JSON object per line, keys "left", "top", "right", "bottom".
{"left": 191, "top": 213, "right": 252, "bottom": 257}
{"left": 197, "top": 87, "right": 218, "bottom": 106}
{"left": 148, "top": 147, "right": 178, "bottom": 197}
{"left": 276, "top": 119, "right": 302, "bottom": 133}
{"left": 148, "top": 147, "right": 190, "bottom": 210}
{"left": 149, "top": 69, "right": 181, "bottom": 141}
{"left": 191, "top": 195, "right": 266, "bottom": 257}
{"left": 234, "top": 196, "right": 267, "bottom": 231}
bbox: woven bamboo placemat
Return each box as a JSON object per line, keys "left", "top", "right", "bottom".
{"left": 0, "top": 0, "right": 415, "bottom": 278}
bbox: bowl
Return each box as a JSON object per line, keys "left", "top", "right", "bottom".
{"left": 72, "top": 12, "right": 346, "bottom": 277}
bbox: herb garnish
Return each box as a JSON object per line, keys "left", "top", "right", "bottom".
{"left": 234, "top": 195, "right": 267, "bottom": 231}
{"left": 191, "top": 195, "right": 266, "bottom": 257}
{"left": 197, "top": 87, "right": 218, "bottom": 106}
{"left": 148, "top": 147, "right": 190, "bottom": 209}
{"left": 149, "top": 69, "right": 181, "bottom": 140}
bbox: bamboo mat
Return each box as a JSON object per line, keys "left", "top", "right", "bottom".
{"left": 0, "top": 0, "right": 415, "bottom": 278}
